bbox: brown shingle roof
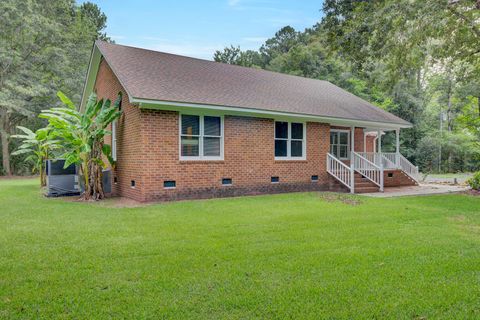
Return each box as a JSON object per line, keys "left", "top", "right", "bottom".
{"left": 95, "top": 41, "right": 411, "bottom": 127}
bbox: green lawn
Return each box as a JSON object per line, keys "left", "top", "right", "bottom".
{"left": 1, "top": 179, "right": 479, "bottom": 319}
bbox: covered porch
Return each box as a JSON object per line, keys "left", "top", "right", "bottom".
{"left": 327, "top": 126, "right": 419, "bottom": 194}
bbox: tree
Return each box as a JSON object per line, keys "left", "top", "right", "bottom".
{"left": 79, "top": 2, "right": 109, "bottom": 41}
{"left": 0, "top": 0, "right": 109, "bottom": 176}
{"left": 259, "top": 26, "right": 303, "bottom": 65}
{"left": 214, "top": 46, "right": 262, "bottom": 67}
{"left": 40, "top": 92, "right": 122, "bottom": 200}
{"left": 11, "top": 126, "right": 60, "bottom": 187}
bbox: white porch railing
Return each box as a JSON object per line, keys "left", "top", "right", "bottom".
{"left": 327, "top": 153, "right": 352, "bottom": 191}
{"left": 327, "top": 152, "right": 419, "bottom": 193}
{"left": 357, "top": 152, "right": 419, "bottom": 182}
{"left": 399, "top": 154, "right": 420, "bottom": 181}
{"left": 357, "top": 152, "right": 395, "bottom": 169}
{"left": 380, "top": 152, "right": 397, "bottom": 169}
{"left": 352, "top": 152, "right": 383, "bottom": 190}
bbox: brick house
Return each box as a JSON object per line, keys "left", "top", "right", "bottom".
{"left": 81, "top": 41, "right": 418, "bottom": 202}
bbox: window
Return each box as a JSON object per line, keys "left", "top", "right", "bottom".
{"left": 180, "top": 114, "right": 223, "bottom": 160}
{"left": 311, "top": 175, "right": 319, "bottom": 182}
{"left": 271, "top": 176, "right": 279, "bottom": 183}
{"left": 274, "top": 121, "right": 305, "bottom": 160}
{"left": 330, "top": 130, "right": 350, "bottom": 159}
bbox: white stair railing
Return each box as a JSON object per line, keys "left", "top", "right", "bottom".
{"left": 326, "top": 153, "right": 352, "bottom": 191}
{"left": 352, "top": 152, "right": 383, "bottom": 191}
{"left": 380, "top": 152, "right": 397, "bottom": 169}
{"left": 355, "top": 151, "right": 419, "bottom": 184}
{"left": 357, "top": 152, "right": 383, "bottom": 167}
{"left": 358, "top": 152, "right": 398, "bottom": 170}
{"left": 398, "top": 154, "right": 419, "bottom": 182}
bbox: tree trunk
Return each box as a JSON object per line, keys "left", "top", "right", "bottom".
{"left": 0, "top": 110, "right": 11, "bottom": 176}
{"left": 83, "top": 140, "right": 105, "bottom": 201}
{"left": 39, "top": 161, "right": 46, "bottom": 187}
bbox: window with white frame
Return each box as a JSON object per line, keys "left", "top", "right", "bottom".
{"left": 274, "top": 121, "right": 306, "bottom": 160}
{"left": 180, "top": 114, "right": 223, "bottom": 160}
{"left": 330, "top": 130, "right": 349, "bottom": 159}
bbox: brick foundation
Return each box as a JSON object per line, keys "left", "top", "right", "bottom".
{"left": 384, "top": 170, "right": 417, "bottom": 187}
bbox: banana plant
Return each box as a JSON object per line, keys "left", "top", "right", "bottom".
{"left": 40, "top": 91, "right": 122, "bottom": 200}
{"left": 11, "top": 127, "right": 60, "bottom": 187}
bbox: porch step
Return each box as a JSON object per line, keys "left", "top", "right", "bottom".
{"left": 355, "top": 186, "right": 380, "bottom": 193}
{"left": 355, "top": 182, "right": 376, "bottom": 188}
{"left": 354, "top": 172, "right": 380, "bottom": 193}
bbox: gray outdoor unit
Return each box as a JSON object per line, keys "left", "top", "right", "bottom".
{"left": 46, "top": 160, "right": 80, "bottom": 197}
{"left": 76, "top": 169, "right": 112, "bottom": 194}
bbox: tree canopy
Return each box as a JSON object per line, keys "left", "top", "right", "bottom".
{"left": 0, "top": 0, "right": 109, "bottom": 175}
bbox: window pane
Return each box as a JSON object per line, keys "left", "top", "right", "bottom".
{"left": 339, "top": 132, "right": 349, "bottom": 144}
{"left": 275, "top": 122, "right": 288, "bottom": 139}
{"left": 181, "top": 115, "right": 200, "bottom": 135}
{"left": 204, "top": 116, "right": 221, "bottom": 136}
{"left": 181, "top": 136, "right": 199, "bottom": 156}
{"left": 330, "top": 132, "right": 337, "bottom": 144}
{"left": 339, "top": 145, "right": 348, "bottom": 158}
{"left": 330, "top": 145, "right": 337, "bottom": 156}
{"left": 203, "top": 137, "right": 221, "bottom": 156}
{"left": 275, "top": 139, "right": 287, "bottom": 157}
{"left": 291, "top": 140, "right": 303, "bottom": 157}
{"left": 291, "top": 123, "right": 303, "bottom": 139}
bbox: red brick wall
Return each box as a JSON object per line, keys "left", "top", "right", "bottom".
{"left": 140, "top": 110, "right": 344, "bottom": 201}
{"left": 383, "top": 169, "right": 417, "bottom": 187}
{"left": 94, "top": 59, "right": 144, "bottom": 201}
{"left": 365, "top": 134, "right": 376, "bottom": 152}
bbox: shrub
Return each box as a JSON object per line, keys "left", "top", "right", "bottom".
{"left": 467, "top": 172, "right": 480, "bottom": 190}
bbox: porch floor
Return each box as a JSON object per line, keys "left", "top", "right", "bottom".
{"left": 360, "top": 183, "right": 468, "bottom": 198}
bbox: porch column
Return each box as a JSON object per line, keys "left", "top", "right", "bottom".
{"left": 363, "top": 129, "right": 366, "bottom": 153}
{"left": 350, "top": 126, "right": 355, "bottom": 194}
{"left": 351, "top": 126, "right": 355, "bottom": 154}
{"left": 377, "top": 130, "right": 384, "bottom": 192}
{"left": 377, "top": 130, "right": 382, "bottom": 154}
{"left": 395, "top": 128, "right": 400, "bottom": 168}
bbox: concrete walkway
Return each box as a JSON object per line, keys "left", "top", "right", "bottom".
{"left": 362, "top": 183, "right": 469, "bottom": 198}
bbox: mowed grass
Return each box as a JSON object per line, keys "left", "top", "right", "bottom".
{"left": 0, "top": 179, "right": 479, "bottom": 319}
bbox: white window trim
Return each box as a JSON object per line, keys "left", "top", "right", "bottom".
{"left": 330, "top": 129, "right": 350, "bottom": 160}
{"left": 274, "top": 121, "right": 307, "bottom": 161}
{"left": 111, "top": 121, "right": 117, "bottom": 161}
{"left": 179, "top": 114, "right": 224, "bottom": 161}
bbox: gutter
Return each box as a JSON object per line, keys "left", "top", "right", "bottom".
{"left": 132, "top": 97, "right": 413, "bottom": 130}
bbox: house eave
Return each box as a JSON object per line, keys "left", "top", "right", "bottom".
{"left": 132, "top": 97, "right": 413, "bottom": 130}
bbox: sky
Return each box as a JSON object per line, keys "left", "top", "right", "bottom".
{"left": 78, "top": 0, "right": 324, "bottom": 59}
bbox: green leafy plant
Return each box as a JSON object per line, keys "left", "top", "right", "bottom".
{"left": 11, "top": 126, "right": 60, "bottom": 187}
{"left": 40, "top": 91, "right": 122, "bottom": 200}
{"left": 467, "top": 171, "right": 480, "bottom": 191}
